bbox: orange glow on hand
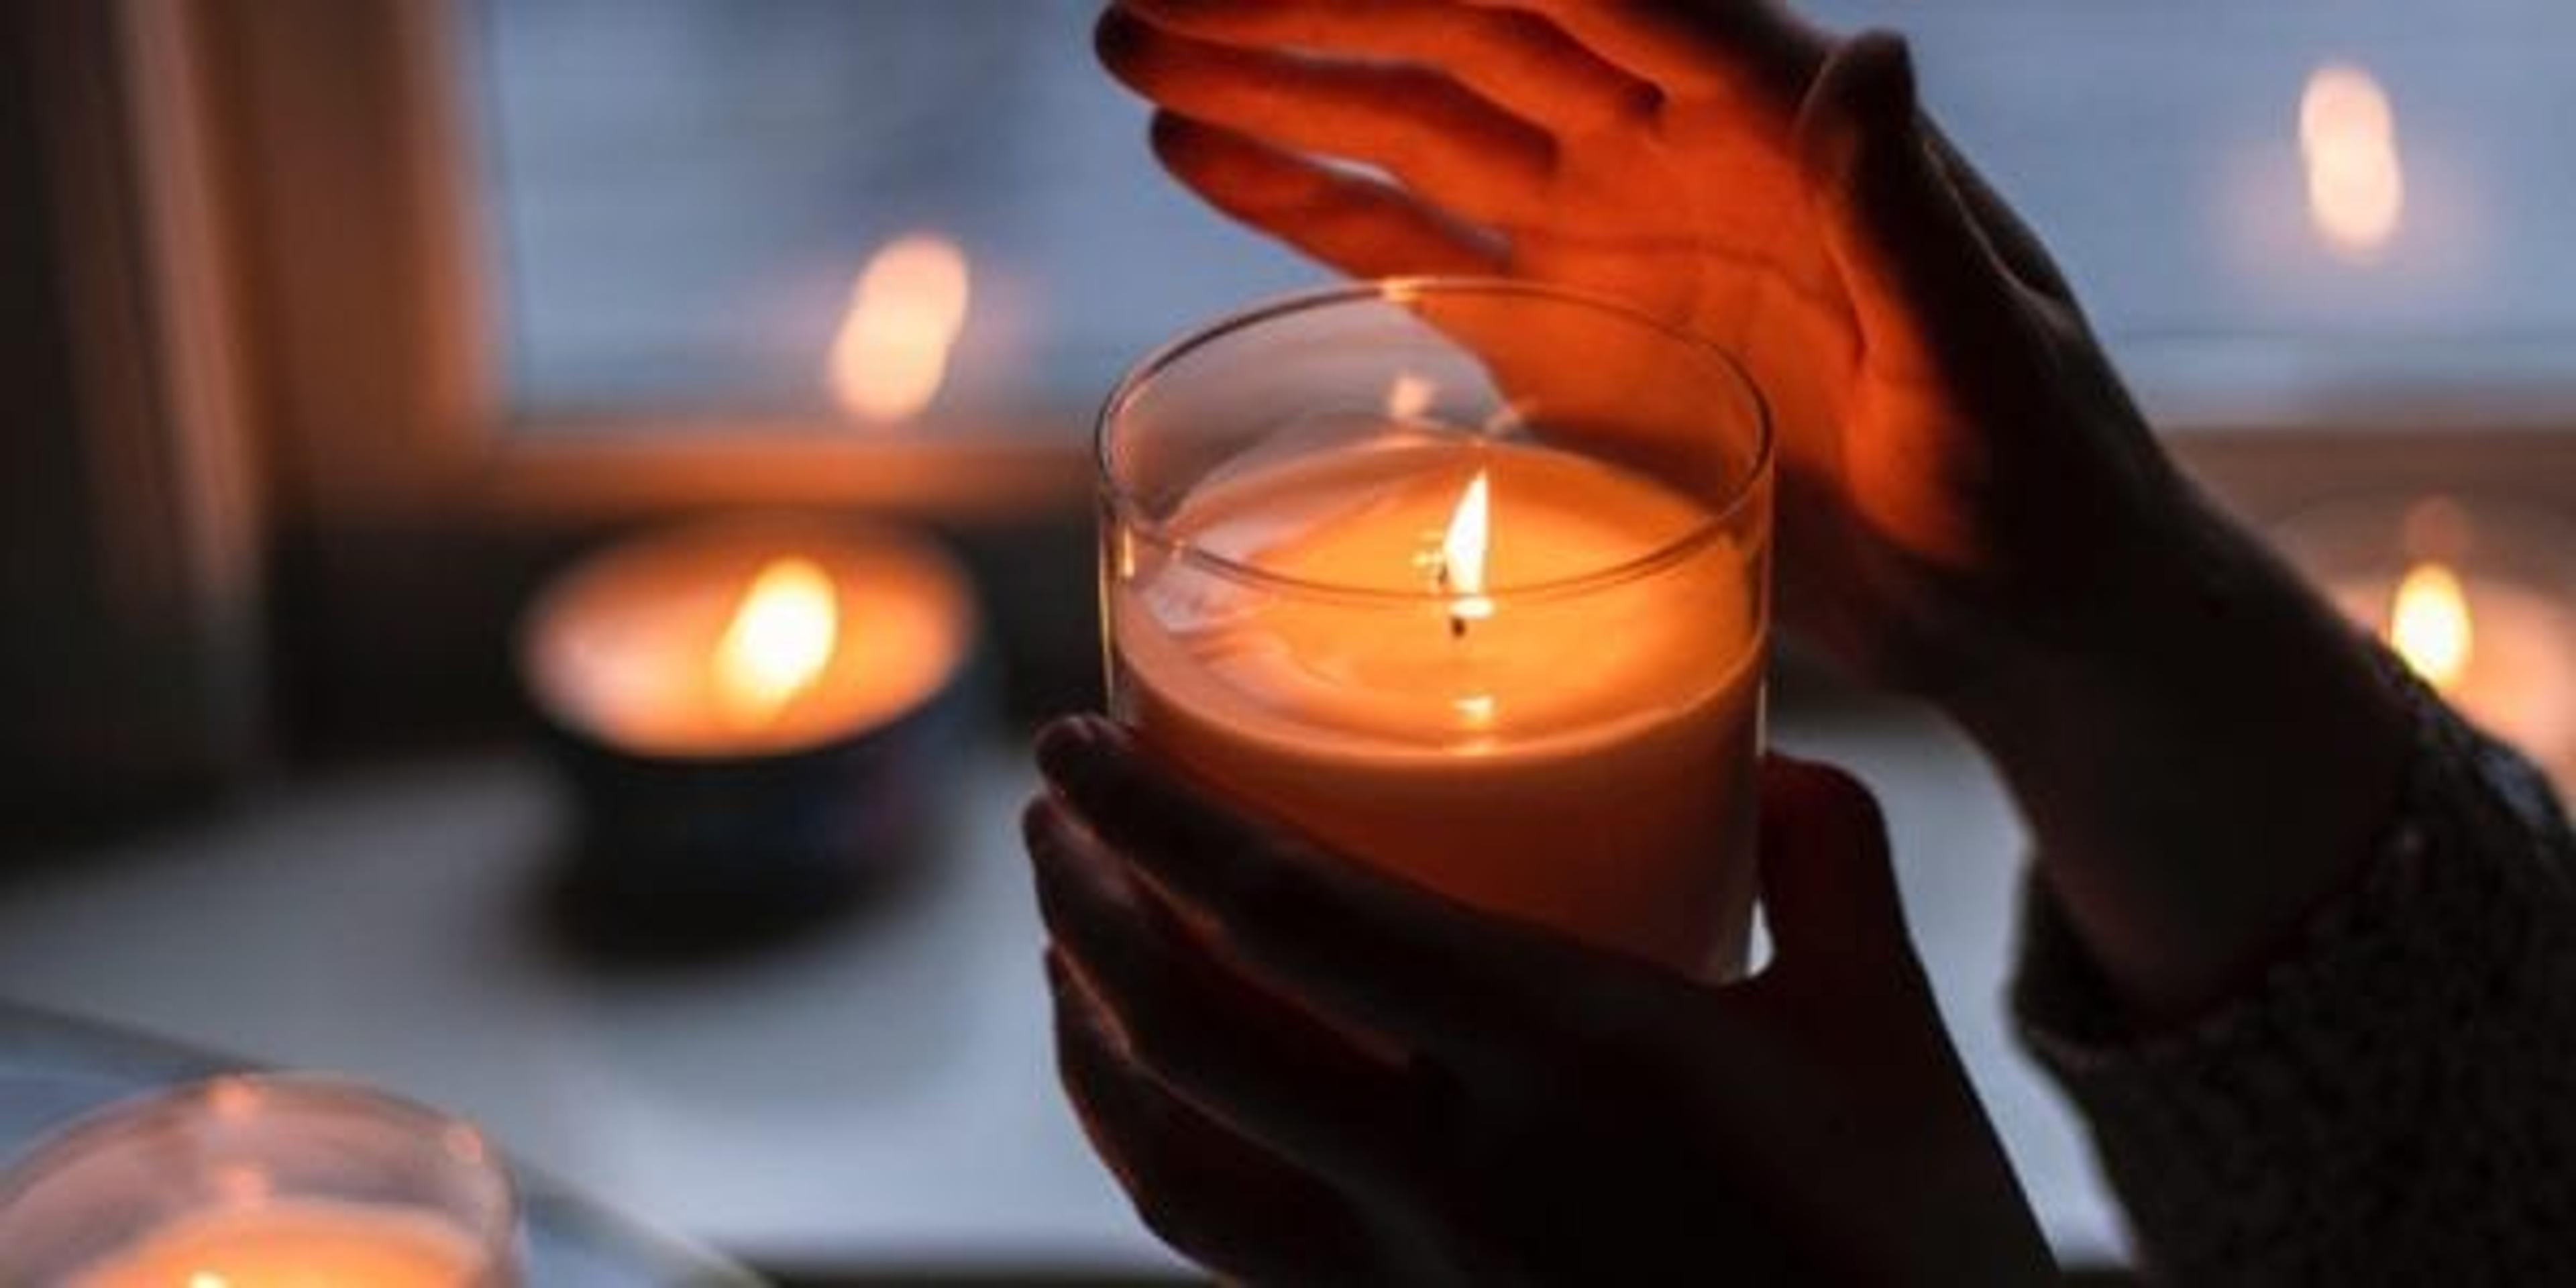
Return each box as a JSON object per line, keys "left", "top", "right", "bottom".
{"left": 827, "top": 233, "right": 971, "bottom": 423}
{"left": 2388, "top": 560, "right": 2473, "bottom": 692}
{"left": 712, "top": 558, "right": 840, "bottom": 726}
{"left": 2300, "top": 64, "right": 2404, "bottom": 258}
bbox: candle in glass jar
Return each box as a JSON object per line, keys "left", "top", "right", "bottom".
{"left": 2275, "top": 494, "right": 2576, "bottom": 796}
{"left": 523, "top": 521, "right": 975, "bottom": 761}
{"left": 518, "top": 518, "right": 981, "bottom": 932}
{"left": 0, "top": 1077, "right": 516, "bottom": 1288}
{"left": 2331, "top": 559, "right": 2576, "bottom": 789}
{"left": 70, "top": 1199, "right": 482, "bottom": 1288}
{"left": 1113, "top": 431, "right": 1764, "bottom": 974}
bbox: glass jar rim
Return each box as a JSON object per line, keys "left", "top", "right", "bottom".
{"left": 0, "top": 1073, "right": 520, "bottom": 1260}
{"left": 1095, "top": 277, "right": 1774, "bottom": 604}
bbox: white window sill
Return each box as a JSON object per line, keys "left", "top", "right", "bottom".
{"left": 0, "top": 700, "right": 2125, "bottom": 1272}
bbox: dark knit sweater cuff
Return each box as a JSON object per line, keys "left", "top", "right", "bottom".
{"left": 2010, "top": 655, "right": 2576, "bottom": 1282}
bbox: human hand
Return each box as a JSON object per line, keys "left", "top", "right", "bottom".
{"left": 1025, "top": 714, "right": 2055, "bottom": 1285}
{"left": 1099, "top": 1, "right": 2416, "bottom": 1016}
{"left": 1097, "top": 1, "right": 2193, "bottom": 699}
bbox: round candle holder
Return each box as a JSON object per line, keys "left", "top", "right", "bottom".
{"left": 2273, "top": 492, "right": 2576, "bottom": 795}
{"left": 519, "top": 515, "right": 984, "bottom": 956}
{"left": 1099, "top": 279, "right": 1772, "bottom": 976}
{"left": 0, "top": 1074, "right": 518, "bottom": 1286}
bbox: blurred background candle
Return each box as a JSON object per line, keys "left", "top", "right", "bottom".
{"left": 68, "top": 1201, "right": 483, "bottom": 1287}
{"left": 1100, "top": 282, "right": 1772, "bottom": 977}
{"left": 2278, "top": 495, "right": 2576, "bottom": 796}
{"left": 0, "top": 1076, "right": 515, "bottom": 1287}
{"left": 521, "top": 516, "right": 981, "bottom": 950}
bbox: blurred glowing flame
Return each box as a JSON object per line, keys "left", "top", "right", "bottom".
{"left": 828, "top": 233, "right": 971, "bottom": 422}
{"left": 2388, "top": 561, "right": 2472, "bottom": 692}
{"left": 1440, "top": 470, "right": 1494, "bottom": 629}
{"left": 713, "top": 558, "right": 839, "bottom": 725}
{"left": 1453, "top": 692, "right": 1497, "bottom": 729}
{"left": 1385, "top": 372, "right": 1436, "bottom": 421}
{"left": 2300, "top": 64, "right": 2404, "bottom": 258}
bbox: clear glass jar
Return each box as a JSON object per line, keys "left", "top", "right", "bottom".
{"left": 1098, "top": 279, "right": 1773, "bottom": 975}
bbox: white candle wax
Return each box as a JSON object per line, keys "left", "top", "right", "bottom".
{"left": 1113, "top": 433, "right": 1765, "bottom": 974}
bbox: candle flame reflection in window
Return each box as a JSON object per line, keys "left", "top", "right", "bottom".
{"left": 1440, "top": 470, "right": 1495, "bottom": 629}
{"left": 827, "top": 233, "right": 971, "bottom": 423}
{"left": 2300, "top": 64, "right": 2404, "bottom": 258}
{"left": 1385, "top": 372, "right": 1437, "bottom": 423}
{"left": 713, "top": 558, "right": 840, "bottom": 727}
{"left": 2389, "top": 561, "right": 2472, "bottom": 692}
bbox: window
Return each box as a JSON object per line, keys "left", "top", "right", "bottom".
{"left": 459, "top": 0, "right": 2576, "bottom": 443}
{"left": 472, "top": 0, "right": 1320, "bottom": 432}
{"left": 125, "top": 0, "right": 2575, "bottom": 736}
{"left": 1808, "top": 0, "right": 2576, "bottom": 419}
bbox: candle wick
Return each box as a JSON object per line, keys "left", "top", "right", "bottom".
{"left": 1434, "top": 557, "right": 1469, "bottom": 639}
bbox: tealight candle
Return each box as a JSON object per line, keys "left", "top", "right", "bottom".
{"left": 1100, "top": 282, "right": 1772, "bottom": 976}
{"left": 67, "top": 1201, "right": 484, "bottom": 1288}
{"left": 520, "top": 516, "right": 981, "bottom": 936}
{"left": 2278, "top": 494, "right": 2576, "bottom": 794}
{"left": 0, "top": 1076, "right": 515, "bottom": 1287}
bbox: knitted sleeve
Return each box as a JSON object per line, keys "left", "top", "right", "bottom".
{"left": 2012, "top": 659, "right": 2576, "bottom": 1284}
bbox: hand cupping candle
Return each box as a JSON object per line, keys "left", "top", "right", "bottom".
{"left": 1099, "top": 282, "right": 1772, "bottom": 975}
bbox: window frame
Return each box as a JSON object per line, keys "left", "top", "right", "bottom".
{"left": 200, "top": 0, "right": 2576, "bottom": 519}
{"left": 213, "top": 0, "right": 1089, "bottom": 529}
{"left": 140, "top": 0, "right": 2576, "bottom": 739}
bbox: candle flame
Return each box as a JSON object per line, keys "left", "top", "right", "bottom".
{"left": 828, "top": 233, "right": 971, "bottom": 423}
{"left": 190, "top": 1275, "right": 229, "bottom": 1288}
{"left": 2300, "top": 64, "right": 2404, "bottom": 258}
{"left": 712, "top": 558, "right": 839, "bottom": 726}
{"left": 2388, "top": 560, "right": 2472, "bottom": 692}
{"left": 1440, "top": 470, "right": 1494, "bottom": 631}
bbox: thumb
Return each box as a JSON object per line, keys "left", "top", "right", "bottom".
{"left": 1755, "top": 754, "right": 1914, "bottom": 970}
{"left": 1792, "top": 31, "right": 2036, "bottom": 388}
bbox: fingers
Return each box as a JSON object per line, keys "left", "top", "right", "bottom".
{"left": 1048, "top": 953, "right": 1387, "bottom": 1284}
{"left": 1099, "top": 7, "right": 1556, "bottom": 227}
{"left": 1026, "top": 795, "right": 1434, "bottom": 1195}
{"left": 1034, "top": 716, "right": 1618, "bottom": 1061}
{"left": 1470, "top": 0, "right": 1829, "bottom": 107}
{"left": 1752, "top": 755, "right": 1914, "bottom": 971}
{"left": 1120, "top": 0, "right": 1660, "bottom": 136}
{"left": 1150, "top": 114, "right": 1507, "bottom": 280}
{"left": 1792, "top": 32, "right": 2041, "bottom": 389}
